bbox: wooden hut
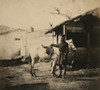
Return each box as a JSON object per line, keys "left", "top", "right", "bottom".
{"left": 45, "top": 7, "right": 100, "bottom": 68}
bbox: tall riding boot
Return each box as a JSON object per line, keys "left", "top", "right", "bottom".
{"left": 57, "top": 65, "right": 62, "bottom": 78}
{"left": 62, "top": 65, "right": 67, "bottom": 78}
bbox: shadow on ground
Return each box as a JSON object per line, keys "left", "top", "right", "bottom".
{"left": 3, "top": 83, "right": 49, "bottom": 90}
{"left": 0, "top": 59, "right": 29, "bottom": 67}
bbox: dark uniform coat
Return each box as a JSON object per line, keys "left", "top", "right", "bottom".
{"left": 52, "top": 41, "right": 69, "bottom": 65}
{"left": 58, "top": 41, "right": 69, "bottom": 65}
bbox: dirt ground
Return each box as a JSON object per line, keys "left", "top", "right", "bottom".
{"left": 0, "top": 61, "right": 100, "bottom": 90}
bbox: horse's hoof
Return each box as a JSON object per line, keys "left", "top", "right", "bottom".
{"left": 31, "top": 73, "right": 37, "bottom": 77}
{"left": 34, "top": 74, "right": 37, "bottom": 77}
{"left": 51, "top": 74, "right": 57, "bottom": 78}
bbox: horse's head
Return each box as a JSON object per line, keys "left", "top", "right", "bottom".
{"left": 66, "top": 39, "right": 76, "bottom": 52}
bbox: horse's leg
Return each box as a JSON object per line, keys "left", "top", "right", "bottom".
{"left": 30, "top": 57, "right": 36, "bottom": 77}
{"left": 29, "top": 55, "right": 32, "bottom": 74}
{"left": 51, "top": 59, "right": 57, "bottom": 77}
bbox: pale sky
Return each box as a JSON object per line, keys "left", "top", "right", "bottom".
{"left": 0, "top": 0, "right": 100, "bottom": 31}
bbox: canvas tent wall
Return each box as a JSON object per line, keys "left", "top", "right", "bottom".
{"left": 0, "top": 28, "right": 27, "bottom": 60}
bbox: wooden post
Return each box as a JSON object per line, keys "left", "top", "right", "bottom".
{"left": 52, "top": 31, "right": 57, "bottom": 44}
{"left": 57, "top": 35, "right": 58, "bottom": 44}
{"left": 63, "top": 24, "right": 66, "bottom": 35}
{"left": 54, "top": 34, "right": 57, "bottom": 44}
{"left": 63, "top": 24, "right": 67, "bottom": 40}
{"left": 58, "top": 35, "right": 61, "bottom": 43}
{"left": 87, "top": 32, "right": 90, "bottom": 68}
{"left": 52, "top": 31, "right": 54, "bottom": 44}
{"left": 65, "top": 26, "right": 67, "bottom": 40}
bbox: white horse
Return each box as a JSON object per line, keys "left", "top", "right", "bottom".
{"left": 28, "top": 39, "right": 76, "bottom": 77}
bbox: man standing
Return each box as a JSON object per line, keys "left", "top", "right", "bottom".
{"left": 51, "top": 35, "right": 69, "bottom": 78}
